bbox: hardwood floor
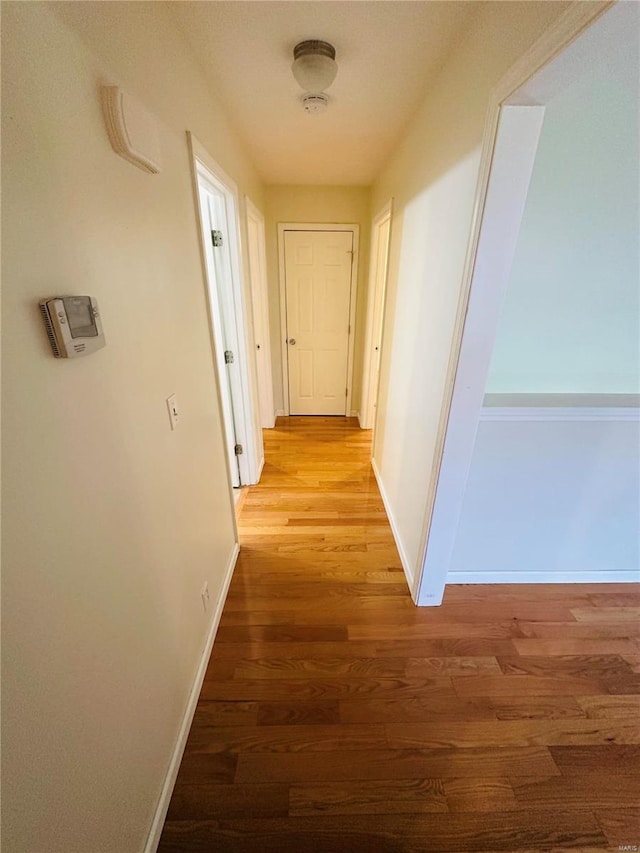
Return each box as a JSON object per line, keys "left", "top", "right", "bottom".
{"left": 159, "top": 416, "right": 640, "bottom": 852}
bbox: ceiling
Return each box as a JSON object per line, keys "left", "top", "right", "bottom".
{"left": 170, "top": 2, "right": 480, "bottom": 186}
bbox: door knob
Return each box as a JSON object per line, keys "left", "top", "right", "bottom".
{"left": 289, "top": 338, "right": 296, "bottom": 345}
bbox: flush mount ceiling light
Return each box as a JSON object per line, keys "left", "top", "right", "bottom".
{"left": 292, "top": 40, "right": 337, "bottom": 113}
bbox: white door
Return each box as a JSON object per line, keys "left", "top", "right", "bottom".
{"left": 284, "top": 230, "right": 354, "bottom": 415}
{"left": 246, "top": 200, "right": 275, "bottom": 428}
{"left": 198, "top": 180, "right": 248, "bottom": 486}
{"left": 365, "top": 214, "right": 391, "bottom": 430}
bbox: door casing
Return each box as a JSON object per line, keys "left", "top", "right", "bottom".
{"left": 360, "top": 200, "right": 393, "bottom": 434}
{"left": 277, "top": 223, "right": 360, "bottom": 417}
{"left": 187, "top": 132, "right": 263, "bottom": 491}
{"left": 245, "top": 197, "right": 276, "bottom": 429}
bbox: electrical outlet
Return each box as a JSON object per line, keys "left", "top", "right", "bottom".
{"left": 201, "top": 581, "right": 210, "bottom": 612}
{"left": 166, "top": 394, "right": 179, "bottom": 430}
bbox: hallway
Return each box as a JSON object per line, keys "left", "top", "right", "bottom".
{"left": 159, "top": 418, "right": 640, "bottom": 852}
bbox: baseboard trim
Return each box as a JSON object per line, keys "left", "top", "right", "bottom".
{"left": 349, "top": 410, "right": 359, "bottom": 419}
{"left": 144, "top": 541, "right": 240, "bottom": 853}
{"left": 234, "top": 488, "right": 250, "bottom": 517}
{"left": 371, "top": 457, "right": 415, "bottom": 597}
{"left": 447, "top": 570, "right": 640, "bottom": 584}
{"left": 275, "top": 409, "right": 286, "bottom": 418}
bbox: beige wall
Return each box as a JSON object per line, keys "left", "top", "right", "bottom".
{"left": 1, "top": 3, "right": 263, "bottom": 852}
{"left": 264, "top": 185, "right": 371, "bottom": 414}
{"left": 370, "top": 1, "right": 570, "bottom": 588}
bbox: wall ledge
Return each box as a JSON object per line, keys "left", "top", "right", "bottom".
{"left": 447, "top": 570, "right": 640, "bottom": 584}
{"left": 481, "top": 394, "right": 640, "bottom": 422}
{"left": 484, "top": 392, "right": 640, "bottom": 407}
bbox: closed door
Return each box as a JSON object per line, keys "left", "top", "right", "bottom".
{"left": 284, "top": 230, "right": 354, "bottom": 415}
{"left": 246, "top": 202, "right": 275, "bottom": 428}
{"left": 368, "top": 215, "right": 391, "bottom": 427}
{"left": 198, "top": 180, "right": 245, "bottom": 486}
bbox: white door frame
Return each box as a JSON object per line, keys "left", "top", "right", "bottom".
{"left": 277, "top": 223, "right": 360, "bottom": 417}
{"left": 187, "top": 132, "right": 261, "bottom": 487}
{"left": 245, "top": 197, "right": 275, "bottom": 429}
{"left": 413, "top": 1, "right": 614, "bottom": 605}
{"left": 360, "top": 200, "right": 393, "bottom": 431}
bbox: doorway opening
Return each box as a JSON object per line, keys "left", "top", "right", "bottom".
{"left": 360, "top": 200, "right": 393, "bottom": 436}
{"left": 415, "top": 2, "right": 638, "bottom": 605}
{"left": 188, "top": 133, "right": 262, "bottom": 489}
{"left": 277, "top": 223, "right": 359, "bottom": 416}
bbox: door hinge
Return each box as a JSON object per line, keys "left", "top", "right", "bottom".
{"left": 211, "top": 230, "right": 223, "bottom": 247}
{"left": 234, "top": 443, "right": 243, "bottom": 456}
{"left": 345, "top": 387, "right": 348, "bottom": 397}
{"left": 224, "top": 350, "right": 234, "bottom": 364}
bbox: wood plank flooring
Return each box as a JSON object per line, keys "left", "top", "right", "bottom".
{"left": 159, "top": 416, "right": 640, "bottom": 852}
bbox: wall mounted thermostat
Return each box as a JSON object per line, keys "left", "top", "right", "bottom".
{"left": 39, "top": 296, "right": 106, "bottom": 358}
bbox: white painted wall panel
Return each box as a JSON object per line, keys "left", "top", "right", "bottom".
{"left": 449, "top": 416, "right": 640, "bottom": 579}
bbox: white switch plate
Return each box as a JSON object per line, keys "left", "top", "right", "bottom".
{"left": 166, "top": 394, "right": 179, "bottom": 430}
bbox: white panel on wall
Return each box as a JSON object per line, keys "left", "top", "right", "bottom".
{"left": 449, "top": 414, "right": 640, "bottom": 581}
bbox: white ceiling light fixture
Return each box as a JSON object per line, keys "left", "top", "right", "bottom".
{"left": 291, "top": 40, "right": 337, "bottom": 114}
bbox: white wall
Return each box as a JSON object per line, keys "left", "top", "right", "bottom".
{"left": 487, "top": 54, "right": 640, "bottom": 393}
{"left": 264, "top": 185, "right": 371, "bottom": 414}
{"left": 369, "top": 1, "right": 570, "bottom": 586}
{"left": 1, "top": 4, "right": 263, "bottom": 852}
{"left": 449, "top": 414, "right": 640, "bottom": 581}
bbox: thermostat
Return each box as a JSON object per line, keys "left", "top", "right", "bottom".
{"left": 39, "top": 296, "right": 106, "bottom": 358}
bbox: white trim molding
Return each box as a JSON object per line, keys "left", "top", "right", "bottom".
{"left": 144, "top": 542, "right": 240, "bottom": 853}
{"left": 371, "top": 458, "right": 416, "bottom": 600}
{"left": 481, "top": 394, "right": 640, "bottom": 422}
{"left": 277, "top": 222, "right": 360, "bottom": 417}
{"left": 448, "top": 570, "right": 640, "bottom": 585}
{"left": 480, "top": 407, "right": 640, "bottom": 423}
{"left": 187, "top": 132, "right": 262, "bottom": 488}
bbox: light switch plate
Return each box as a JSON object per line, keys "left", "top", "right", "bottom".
{"left": 166, "top": 394, "right": 179, "bottom": 430}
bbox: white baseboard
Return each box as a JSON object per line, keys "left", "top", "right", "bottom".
{"left": 275, "top": 408, "right": 285, "bottom": 417}
{"left": 357, "top": 411, "right": 373, "bottom": 430}
{"left": 447, "top": 570, "right": 640, "bottom": 584}
{"left": 144, "top": 541, "right": 240, "bottom": 853}
{"left": 370, "top": 457, "right": 416, "bottom": 597}
{"left": 349, "top": 410, "right": 359, "bottom": 419}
